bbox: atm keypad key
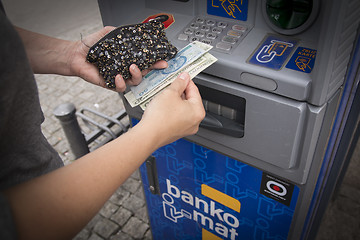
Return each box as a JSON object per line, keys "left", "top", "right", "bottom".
{"left": 227, "top": 30, "right": 242, "bottom": 38}
{"left": 232, "top": 25, "right": 247, "bottom": 32}
{"left": 178, "top": 34, "right": 189, "bottom": 41}
{"left": 201, "top": 25, "right": 211, "bottom": 32}
{"left": 217, "top": 21, "right": 228, "bottom": 28}
{"left": 189, "top": 36, "right": 200, "bottom": 42}
{"left": 195, "top": 17, "right": 205, "bottom": 24}
{"left": 206, "top": 19, "right": 216, "bottom": 26}
{"left": 206, "top": 33, "right": 217, "bottom": 40}
{"left": 184, "top": 28, "right": 194, "bottom": 35}
{"left": 190, "top": 23, "right": 200, "bottom": 29}
{"left": 216, "top": 42, "right": 232, "bottom": 51}
{"left": 222, "top": 36, "right": 237, "bottom": 44}
{"left": 195, "top": 31, "right": 205, "bottom": 37}
{"left": 201, "top": 39, "right": 213, "bottom": 45}
{"left": 212, "top": 27, "right": 223, "bottom": 34}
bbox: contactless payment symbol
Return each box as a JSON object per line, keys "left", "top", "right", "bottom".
{"left": 248, "top": 35, "right": 298, "bottom": 70}
{"left": 286, "top": 47, "right": 317, "bottom": 73}
{"left": 207, "top": 0, "right": 248, "bottom": 21}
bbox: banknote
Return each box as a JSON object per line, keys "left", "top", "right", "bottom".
{"left": 124, "top": 52, "right": 217, "bottom": 108}
{"left": 124, "top": 61, "right": 200, "bottom": 108}
{"left": 139, "top": 52, "right": 217, "bottom": 110}
{"left": 129, "top": 41, "right": 213, "bottom": 99}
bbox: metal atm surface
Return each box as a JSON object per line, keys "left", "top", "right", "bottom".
{"left": 98, "top": 0, "right": 360, "bottom": 239}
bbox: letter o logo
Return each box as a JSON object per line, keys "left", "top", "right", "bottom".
{"left": 266, "top": 180, "right": 287, "bottom": 196}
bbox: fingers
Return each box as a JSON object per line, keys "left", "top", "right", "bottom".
{"left": 127, "top": 64, "right": 142, "bottom": 85}
{"left": 139, "top": 70, "right": 204, "bottom": 145}
{"left": 134, "top": 60, "right": 168, "bottom": 78}
{"left": 112, "top": 59, "right": 169, "bottom": 92}
{"left": 114, "top": 64, "right": 142, "bottom": 92}
{"left": 117, "top": 60, "right": 168, "bottom": 90}
{"left": 168, "top": 72, "right": 191, "bottom": 95}
{"left": 102, "top": 26, "right": 116, "bottom": 35}
{"left": 114, "top": 75, "right": 126, "bottom": 92}
{"left": 81, "top": 26, "right": 116, "bottom": 52}
{"left": 183, "top": 77, "right": 200, "bottom": 99}
{"left": 186, "top": 79, "right": 205, "bottom": 120}
{"left": 150, "top": 60, "right": 168, "bottom": 69}
{"left": 176, "top": 72, "right": 205, "bottom": 122}
{"left": 168, "top": 71, "right": 205, "bottom": 118}
{"left": 168, "top": 72, "right": 202, "bottom": 105}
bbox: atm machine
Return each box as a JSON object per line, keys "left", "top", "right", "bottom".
{"left": 97, "top": 1, "right": 360, "bottom": 239}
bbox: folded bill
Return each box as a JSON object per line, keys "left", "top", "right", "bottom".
{"left": 124, "top": 51, "right": 217, "bottom": 108}
{"left": 139, "top": 52, "right": 217, "bottom": 110}
{"left": 129, "top": 41, "right": 213, "bottom": 99}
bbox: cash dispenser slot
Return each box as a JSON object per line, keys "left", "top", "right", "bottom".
{"left": 197, "top": 84, "right": 245, "bottom": 138}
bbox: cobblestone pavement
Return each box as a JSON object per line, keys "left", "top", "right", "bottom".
{"left": 3, "top": 0, "right": 360, "bottom": 239}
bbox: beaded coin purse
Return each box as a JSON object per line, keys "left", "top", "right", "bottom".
{"left": 86, "top": 20, "right": 178, "bottom": 88}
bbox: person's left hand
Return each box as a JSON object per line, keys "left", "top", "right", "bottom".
{"left": 67, "top": 26, "right": 168, "bottom": 92}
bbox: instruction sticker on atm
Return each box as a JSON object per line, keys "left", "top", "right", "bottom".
{"left": 260, "top": 173, "right": 295, "bottom": 206}
{"left": 286, "top": 47, "right": 317, "bottom": 73}
{"left": 248, "top": 35, "right": 298, "bottom": 70}
{"left": 207, "top": 0, "right": 248, "bottom": 21}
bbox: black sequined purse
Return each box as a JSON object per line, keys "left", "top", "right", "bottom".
{"left": 86, "top": 20, "right": 178, "bottom": 88}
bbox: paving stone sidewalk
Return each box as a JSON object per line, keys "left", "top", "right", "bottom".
{"left": 3, "top": 0, "right": 360, "bottom": 239}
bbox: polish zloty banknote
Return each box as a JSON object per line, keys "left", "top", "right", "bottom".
{"left": 124, "top": 52, "right": 217, "bottom": 108}
{"left": 129, "top": 41, "right": 213, "bottom": 99}
{"left": 142, "top": 52, "right": 216, "bottom": 99}
{"left": 139, "top": 52, "right": 217, "bottom": 110}
{"left": 124, "top": 55, "right": 206, "bottom": 107}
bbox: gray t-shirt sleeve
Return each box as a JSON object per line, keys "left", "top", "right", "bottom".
{"left": 0, "top": 1, "right": 63, "bottom": 191}
{"left": 0, "top": 0, "right": 64, "bottom": 236}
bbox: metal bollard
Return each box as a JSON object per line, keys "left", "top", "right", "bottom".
{"left": 53, "top": 103, "right": 89, "bottom": 158}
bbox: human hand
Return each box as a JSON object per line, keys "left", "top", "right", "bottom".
{"left": 68, "top": 26, "right": 168, "bottom": 92}
{"left": 140, "top": 72, "right": 205, "bottom": 147}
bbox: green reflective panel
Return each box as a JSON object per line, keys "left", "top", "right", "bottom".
{"left": 266, "top": 0, "right": 312, "bottom": 29}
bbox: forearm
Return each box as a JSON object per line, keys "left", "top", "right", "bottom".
{"left": 4, "top": 122, "right": 160, "bottom": 240}
{"left": 16, "top": 27, "right": 76, "bottom": 75}
{"left": 3, "top": 72, "right": 204, "bottom": 240}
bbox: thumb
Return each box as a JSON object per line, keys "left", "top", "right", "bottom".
{"left": 168, "top": 72, "right": 191, "bottom": 95}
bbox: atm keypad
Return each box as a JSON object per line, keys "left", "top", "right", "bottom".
{"left": 177, "top": 16, "right": 251, "bottom": 53}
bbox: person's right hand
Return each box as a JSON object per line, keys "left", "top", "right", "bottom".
{"left": 140, "top": 72, "right": 205, "bottom": 147}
